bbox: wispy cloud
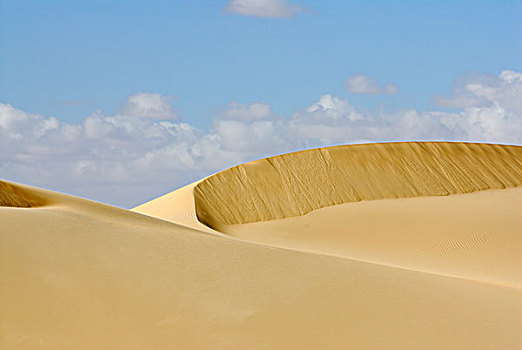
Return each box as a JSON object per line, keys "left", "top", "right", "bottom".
{"left": 224, "top": 0, "right": 302, "bottom": 18}
{"left": 221, "top": 101, "right": 273, "bottom": 121}
{"left": 344, "top": 74, "right": 398, "bottom": 95}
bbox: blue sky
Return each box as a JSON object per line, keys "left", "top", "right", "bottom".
{"left": 2, "top": 0, "right": 520, "bottom": 127}
{"left": 1, "top": 0, "right": 521, "bottom": 206}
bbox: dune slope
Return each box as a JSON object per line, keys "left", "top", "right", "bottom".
{"left": 222, "top": 187, "right": 522, "bottom": 288}
{"left": 2, "top": 142, "right": 522, "bottom": 349}
{"left": 194, "top": 142, "right": 522, "bottom": 228}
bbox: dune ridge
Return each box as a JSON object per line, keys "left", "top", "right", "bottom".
{"left": 194, "top": 142, "right": 522, "bottom": 228}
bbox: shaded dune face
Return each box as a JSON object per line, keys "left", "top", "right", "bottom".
{"left": 0, "top": 181, "right": 46, "bottom": 208}
{"left": 194, "top": 142, "right": 522, "bottom": 229}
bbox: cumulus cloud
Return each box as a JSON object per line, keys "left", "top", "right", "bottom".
{"left": 224, "top": 0, "right": 302, "bottom": 18}
{"left": 213, "top": 71, "right": 521, "bottom": 153}
{"left": 120, "top": 92, "right": 178, "bottom": 120}
{"left": 304, "top": 94, "right": 363, "bottom": 121}
{"left": 1, "top": 70, "right": 520, "bottom": 207}
{"left": 344, "top": 74, "right": 398, "bottom": 95}
{"left": 0, "top": 102, "right": 227, "bottom": 206}
{"left": 434, "top": 70, "right": 522, "bottom": 114}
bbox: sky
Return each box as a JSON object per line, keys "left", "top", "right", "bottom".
{"left": 1, "top": 0, "right": 521, "bottom": 207}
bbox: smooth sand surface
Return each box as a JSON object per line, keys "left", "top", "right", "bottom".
{"left": 2, "top": 142, "right": 522, "bottom": 349}
{"left": 222, "top": 188, "right": 522, "bottom": 289}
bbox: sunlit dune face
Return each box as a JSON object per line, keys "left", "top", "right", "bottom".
{"left": 0, "top": 181, "right": 45, "bottom": 208}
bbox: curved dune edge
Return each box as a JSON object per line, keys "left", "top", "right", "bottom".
{"left": 133, "top": 142, "right": 522, "bottom": 290}
{"left": 193, "top": 142, "right": 522, "bottom": 229}
{"left": 133, "top": 181, "right": 217, "bottom": 234}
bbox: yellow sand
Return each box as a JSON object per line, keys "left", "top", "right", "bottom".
{"left": 2, "top": 141, "right": 522, "bottom": 349}
{"left": 194, "top": 142, "right": 522, "bottom": 227}
{"left": 222, "top": 188, "right": 522, "bottom": 289}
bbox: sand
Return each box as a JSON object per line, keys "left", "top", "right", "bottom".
{"left": 222, "top": 188, "right": 522, "bottom": 289}
{"left": 194, "top": 142, "right": 522, "bottom": 227}
{"left": 1, "top": 141, "right": 522, "bottom": 349}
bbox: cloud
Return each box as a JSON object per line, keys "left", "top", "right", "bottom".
{"left": 434, "top": 70, "right": 522, "bottom": 113}
{"left": 1, "top": 70, "right": 520, "bottom": 208}
{"left": 0, "top": 102, "right": 226, "bottom": 206}
{"left": 120, "top": 92, "right": 178, "bottom": 120}
{"left": 224, "top": 0, "right": 302, "bottom": 18}
{"left": 304, "top": 94, "right": 363, "bottom": 121}
{"left": 433, "top": 94, "right": 486, "bottom": 109}
{"left": 344, "top": 74, "right": 398, "bottom": 95}
{"left": 221, "top": 101, "right": 273, "bottom": 120}
{"left": 213, "top": 71, "right": 521, "bottom": 153}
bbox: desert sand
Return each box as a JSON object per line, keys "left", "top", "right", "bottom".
{"left": 1, "top": 141, "right": 521, "bottom": 349}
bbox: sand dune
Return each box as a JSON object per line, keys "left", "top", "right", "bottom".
{"left": 194, "top": 142, "right": 522, "bottom": 227}
{"left": 2, "top": 142, "right": 522, "bottom": 349}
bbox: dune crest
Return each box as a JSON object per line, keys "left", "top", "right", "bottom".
{"left": 194, "top": 142, "right": 522, "bottom": 228}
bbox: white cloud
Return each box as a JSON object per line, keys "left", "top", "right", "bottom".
{"left": 1, "top": 70, "right": 520, "bottom": 208}
{"left": 304, "top": 94, "right": 362, "bottom": 121}
{"left": 344, "top": 74, "right": 398, "bottom": 95}
{"left": 224, "top": 0, "right": 302, "bottom": 18}
{"left": 120, "top": 92, "right": 178, "bottom": 120}
{"left": 434, "top": 70, "right": 522, "bottom": 113}
{"left": 0, "top": 102, "right": 226, "bottom": 206}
